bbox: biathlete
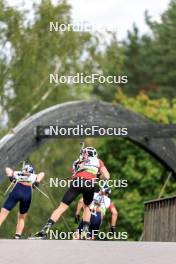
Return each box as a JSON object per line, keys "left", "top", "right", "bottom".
{"left": 74, "top": 185, "right": 118, "bottom": 239}
{"left": 34, "top": 146, "right": 110, "bottom": 239}
{"left": 0, "top": 164, "right": 45, "bottom": 239}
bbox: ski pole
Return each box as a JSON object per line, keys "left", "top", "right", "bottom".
{"left": 79, "top": 141, "right": 85, "bottom": 161}
{"left": 3, "top": 181, "right": 15, "bottom": 196}
{"left": 41, "top": 176, "right": 71, "bottom": 186}
{"left": 34, "top": 186, "right": 50, "bottom": 199}
{"left": 22, "top": 160, "right": 26, "bottom": 170}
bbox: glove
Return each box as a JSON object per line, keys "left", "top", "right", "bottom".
{"left": 17, "top": 172, "right": 24, "bottom": 176}
{"left": 32, "top": 181, "right": 40, "bottom": 189}
{"left": 73, "top": 160, "right": 80, "bottom": 173}
{"left": 75, "top": 214, "right": 80, "bottom": 224}
{"left": 9, "top": 176, "right": 16, "bottom": 183}
{"left": 96, "top": 172, "right": 101, "bottom": 179}
{"left": 110, "top": 226, "right": 116, "bottom": 234}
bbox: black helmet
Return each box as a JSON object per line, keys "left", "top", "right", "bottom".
{"left": 101, "top": 184, "right": 111, "bottom": 194}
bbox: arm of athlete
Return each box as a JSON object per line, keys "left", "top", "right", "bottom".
{"left": 5, "top": 167, "right": 14, "bottom": 177}
{"left": 36, "top": 172, "right": 45, "bottom": 182}
{"left": 71, "top": 159, "right": 79, "bottom": 179}
{"left": 32, "top": 172, "right": 45, "bottom": 188}
{"left": 5, "top": 167, "right": 16, "bottom": 182}
{"left": 99, "top": 166, "right": 110, "bottom": 181}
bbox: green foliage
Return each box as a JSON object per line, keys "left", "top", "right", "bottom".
{"left": 98, "top": 137, "right": 167, "bottom": 240}
{"left": 115, "top": 89, "right": 176, "bottom": 123}
{"left": 123, "top": 0, "right": 176, "bottom": 98}
{"left": 90, "top": 33, "right": 125, "bottom": 101}
{"left": 0, "top": 0, "right": 95, "bottom": 128}
{"left": 98, "top": 91, "right": 176, "bottom": 240}
{"left": 0, "top": 0, "right": 176, "bottom": 241}
{"left": 0, "top": 0, "right": 96, "bottom": 238}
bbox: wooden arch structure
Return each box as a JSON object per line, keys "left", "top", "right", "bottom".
{"left": 0, "top": 100, "right": 176, "bottom": 180}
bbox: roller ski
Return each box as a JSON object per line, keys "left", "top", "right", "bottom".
{"left": 28, "top": 221, "right": 53, "bottom": 240}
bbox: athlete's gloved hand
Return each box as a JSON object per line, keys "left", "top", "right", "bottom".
{"left": 96, "top": 173, "right": 101, "bottom": 179}
{"left": 73, "top": 160, "right": 80, "bottom": 173}
{"left": 9, "top": 176, "right": 16, "bottom": 183}
{"left": 32, "top": 181, "right": 40, "bottom": 189}
{"left": 17, "top": 172, "right": 24, "bottom": 176}
{"left": 75, "top": 214, "right": 80, "bottom": 224}
{"left": 110, "top": 226, "right": 116, "bottom": 234}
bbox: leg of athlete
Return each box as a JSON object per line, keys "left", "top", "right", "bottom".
{"left": 33, "top": 182, "right": 80, "bottom": 239}
{"left": 50, "top": 202, "right": 69, "bottom": 222}
{"left": 0, "top": 183, "right": 20, "bottom": 227}
{"left": 81, "top": 181, "right": 95, "bottom": 237}
{"left": 0, "top": 208, "right": 10, "bottom": 226}
{"left": 89, "top": 212, "right": 102, "bottom": 239}
{"left": 33, "top": 202, "right": 69, "bottom": 239}
{"left": 15, "top": 213, "right": 27, "bottom": 238}
{"left": 82, "top": 205, "right": 91, "bottom": 223}
{"left": 33, "top": 179, "right": 94, "bottom": 239}
{"left": 0, "top": 185, "right": 19, "bottom": 227}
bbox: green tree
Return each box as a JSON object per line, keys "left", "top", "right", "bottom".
{"left": 122, "top": 0, "right": 176, "bottom": 98}
{"left": 0, "top": 0, "right": 95, "bottom": 128}
{"left": 98, "top": 90, "right": 176, "bottom": 240}
{"left": 90, "top": 33, "right": 125, "bottom": 101}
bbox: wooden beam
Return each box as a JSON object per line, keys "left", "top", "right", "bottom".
{"left": 0, "top": 101, "right": 176, "bottom": 180}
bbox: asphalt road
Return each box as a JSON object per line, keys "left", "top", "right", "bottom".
{"left": 0, "top": 240, "right": 176, "bottom": 264}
